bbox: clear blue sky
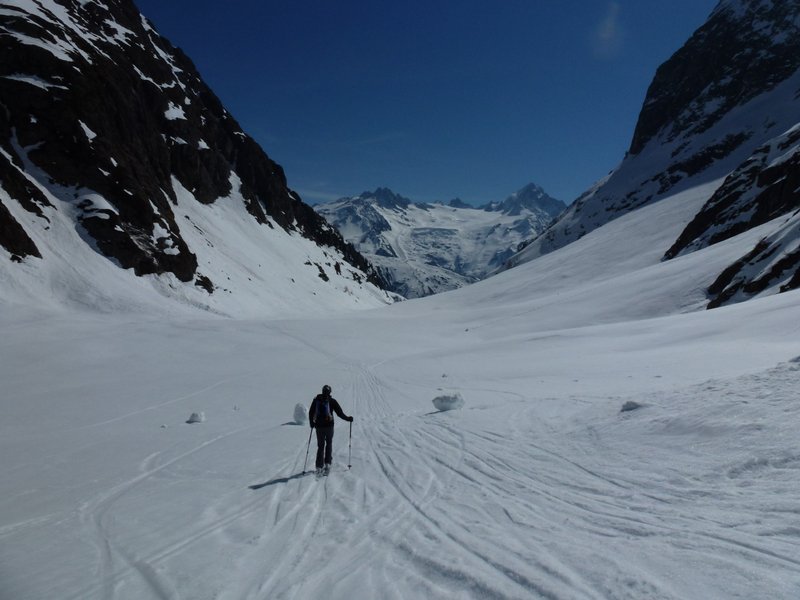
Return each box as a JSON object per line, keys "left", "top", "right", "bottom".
{"left": 134, "top": 0, "right": 718, "bottom": 205}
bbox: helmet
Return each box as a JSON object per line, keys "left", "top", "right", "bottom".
{"left": 322, "top": 385, "right": 332, "bottom": 395}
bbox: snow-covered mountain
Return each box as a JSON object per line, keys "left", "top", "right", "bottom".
{"left": 512, "top": 0, "right": 800, "bottom": 308}
{"left": 315, "top": 184, "right": 564, "bottom": 298}
{"left": 0, "top": 0, "right": 392, "bottom": 316}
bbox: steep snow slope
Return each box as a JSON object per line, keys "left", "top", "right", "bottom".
{"left": 0, "top": 167, "right": 393, "bottom": 317}
{"left": 2, "top": 177, "right": 799, "bottom": 599}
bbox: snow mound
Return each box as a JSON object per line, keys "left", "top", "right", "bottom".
{"left": 293, "top": 403, "right": 307, "bottom": 424}
{"left": 186, "top": 411, "right": 205, "bottom": 424}
{"left": 432, "top": 393, "right": 464, "bottom": 412}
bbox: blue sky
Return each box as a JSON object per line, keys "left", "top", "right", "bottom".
{"left": 134, "top": 1, "right": 718, "bottom": 205}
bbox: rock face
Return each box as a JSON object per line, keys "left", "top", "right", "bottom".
{"left": 511, "top": 0, "right": 800, "bottom": 307}
{"left": 0, "top": 0, "right": 386, "bottom": 305}
{"left": 705, "top": 211, "right": 800, "bottom": 308}
{"left": 315, "top": 185, "right": 565, "bottom": 298}
{"left": 665, "top": 125, "right": 800, "bottom": 260}
{"left": 629, "top": 0, "right": 800, "bottom": 157}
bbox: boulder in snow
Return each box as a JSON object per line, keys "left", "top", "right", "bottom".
{"left": 186, "top": 411, "right": 205, "bottom": 424}
{"left": 432, "top": 393, "right": 464, "bottom": 412}
{"left": 294, "top": 403, "right": 307, "bottom": 425}
{"left": 620, "top": 401, "right": 643, "bottom": 413}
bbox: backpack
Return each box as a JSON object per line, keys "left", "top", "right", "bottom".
{"left": 315, "top": 396, "right": 333, "bottom": 424}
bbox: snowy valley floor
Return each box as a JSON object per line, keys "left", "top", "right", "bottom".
{"left": 2, "top": 292, "right": 800, "bottom": 600}
{"left": 2, "top": 183, "right": 800, "bottom": 599}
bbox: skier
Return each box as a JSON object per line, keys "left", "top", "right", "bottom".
{"left": 309, "top": 385, "right": 353, "bottom": 473}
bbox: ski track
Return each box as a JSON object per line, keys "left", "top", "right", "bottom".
{"left": 236, "top": 363, "right": 613, "bottom": 599}
{"left": 236, "top": 357, "right": 799, "bottom": 599}
{"left": 73, "top": 377, "right": 239, "bottom": 431}
{"left": 73, "top": 424, "right": 267, "bottom": 600}
{"left": 69, "top": 349, "right": 800, "bottom": 599}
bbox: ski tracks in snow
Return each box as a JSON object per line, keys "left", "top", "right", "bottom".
{"left": 71, "top": 346, "right": 800, "bottom": 599}
{"left": 239, "top": 365, "right": 599, "bottom": 599}
{"left": 242, "top": 359, "right": 800, "bottom": 600}
{"left": 73, "top": 423, "right": 272, "bottom": 600}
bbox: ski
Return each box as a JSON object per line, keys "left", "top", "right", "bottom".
{"left": 314, "top": 465, "right": 331, "bottom": 478}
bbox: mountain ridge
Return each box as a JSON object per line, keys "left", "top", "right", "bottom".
{"left": 316, "top": 184, "right": 565, "bottom": 298}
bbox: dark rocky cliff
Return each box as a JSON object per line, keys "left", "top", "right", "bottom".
{"left": 630, "top": 0, "right": 800, "bottom": 156}
{"left": 0, "top": 0, "right": 385, "bottom": 292}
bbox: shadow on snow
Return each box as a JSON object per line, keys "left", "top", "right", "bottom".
{"left": 249, "top": 471, "right": 311, "bottom": 490}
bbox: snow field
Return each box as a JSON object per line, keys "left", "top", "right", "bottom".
{"left": 2, "top": 177, "right": 800, "bottom": 599}
{"left": 2, "top": 291, "right": 799, "bottom": 599}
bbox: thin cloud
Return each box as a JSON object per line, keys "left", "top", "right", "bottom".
{"left": 592, "top": 2, "right": 623, "bottom": 59}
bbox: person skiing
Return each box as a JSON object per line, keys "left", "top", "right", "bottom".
{"left": 308, "top": 385, "right": 353, "bottom": 473}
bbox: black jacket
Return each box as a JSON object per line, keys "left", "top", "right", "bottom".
{"left": 309, "top": 394, "right": 351, "bottom": 427}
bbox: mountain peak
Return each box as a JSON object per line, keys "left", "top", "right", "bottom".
{"left": 355, "top": 187, "right": 412, "bottom": 210}
{"left": 448, "top": 198, "right": 473, "bottom": 209}
{"left": 484, "top": 183, "right": 565, "bottom": 217}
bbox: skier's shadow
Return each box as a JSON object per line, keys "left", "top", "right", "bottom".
{"left": 249, "top": 471, "right": 310, "bottom": 490}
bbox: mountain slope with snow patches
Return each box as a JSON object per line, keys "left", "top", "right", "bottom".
{"left": 0, "top": 0, "right": 390, "bottom": 316}
{"left": 514, "top": 0, "right": 800, "bottom": 307}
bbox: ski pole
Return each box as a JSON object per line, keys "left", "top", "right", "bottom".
{"left": 302, "top": 427, "right": 313, "bottom": 474}
{"left": 347, "top": 421, "right": 352, "bottom": 470}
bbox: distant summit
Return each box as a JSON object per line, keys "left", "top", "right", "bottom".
{"left": 359, "top": 187, "right": 412, "bottom": 210}
{"left": 483, "top": 183, "right": 565, "bottom": 217}
{"left": 316, "top": 184, "right": 564, "bottom": 298}
{"left": 448, "top": 198, "right": 473, "bottom": 209}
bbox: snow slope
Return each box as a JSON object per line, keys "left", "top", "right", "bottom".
{"left": 0, "top": 168, "right": 392, "bottom": 317}
{"left": 2, "top": 178, "right": 800, "bottom": 599}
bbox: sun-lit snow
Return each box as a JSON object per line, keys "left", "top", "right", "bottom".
{"left": 164, "top": 101, "right": 186, "bottom": 120}
{"left": 79, "top": 120, "right": 98, "bottom": 141}
{"left": 2, "top": 73, "right": 69, "bottom": 90}
{"left": 2, "top": 174, "right": 799, "bottom": 599}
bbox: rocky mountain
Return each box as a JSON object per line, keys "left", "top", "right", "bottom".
{"left": 484, "top": 183, "right": 565, "bottom": 217}
{"left": 511, "top": 0, "right": 800, "bottom": 308}
{"left": 315, "top": 184, "right": 565, "bottom": 298}
{"left": 0, "top": 0, "right": 390, "bottom": 315}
